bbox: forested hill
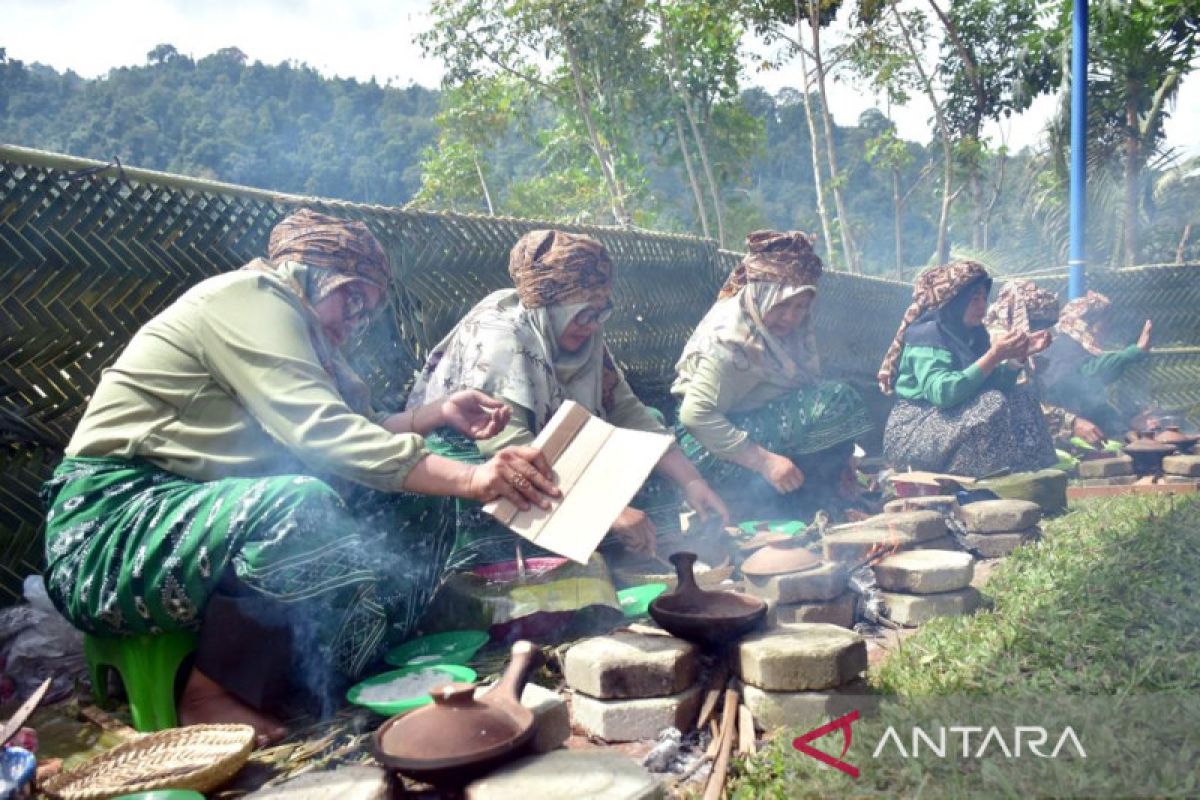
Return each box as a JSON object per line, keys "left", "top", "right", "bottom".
{"left": 0, "top": 45, "right": 959, "bottom": 272}
{"left": 0, "top": 45, "right": 440, "bottom": 203}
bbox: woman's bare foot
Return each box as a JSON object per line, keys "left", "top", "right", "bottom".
{"left": 178, "top": 668, "right": 287, "bottom": 748}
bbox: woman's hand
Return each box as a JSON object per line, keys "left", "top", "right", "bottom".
{"left": 611, "top": 506, "right": 656, "bottom": 556}
{"left": 441, "top": 390, "right": 511, "bottom": 440}
{"left": 1137, "top": 319, "right": 1153, "bottom": 352}
{"left": 683, "top": 479, "right": 730, "bottom": 525}
{"left": 467, "top": 446, "right": 559, "bottom": 510}
{"left": 992, "top": 329, "right": 1030, "bottom": 361}
{"left": 1027, "top": 329, "right": 1053, "bottom": 356}
{"left": 1072, "top": 417, "right": 1106, "bottom": 447}
{"left": 759, "top": 451, "right": 805, "bottom": 494}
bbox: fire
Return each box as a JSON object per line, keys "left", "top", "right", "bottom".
{"left": 861, "top": 522, "right": 906, "bottom": 567}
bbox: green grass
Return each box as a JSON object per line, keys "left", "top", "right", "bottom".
{"left": 727, "top": 494, "right": 1200, "bottom": 798}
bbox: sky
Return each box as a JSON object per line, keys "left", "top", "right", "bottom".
{"left": 2, "top": 0, "right": 1197, "bottom": 158}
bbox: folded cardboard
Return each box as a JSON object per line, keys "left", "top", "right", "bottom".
{"left": 483, "top": 401, "right": 673, "bottom": 564}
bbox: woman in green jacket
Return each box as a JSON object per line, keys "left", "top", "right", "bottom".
{"left": 1036, "top": 291, "right": 1153, "bottom": 441}
{"left": 879, "top": 261, "right": 1057, "bottom": 477}
{"left": 43, "top": 210, "right": 557, "bottom": 744}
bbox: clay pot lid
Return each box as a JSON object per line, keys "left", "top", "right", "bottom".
{"left": 737, "top": 531, "right": 795, "bottom": 551}
{"left": 1123, "top": 437, "right": 1176, "bottom": 455}
{"left": 740, "top": 541, "right": 822, "bottom": 577}
{"left": 377, "top": 683, "right": 522, "bottom": 761}
{"left": 1155, "top": 426, "right": 1199, "bottom": 446}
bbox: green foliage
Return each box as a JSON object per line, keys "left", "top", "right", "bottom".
{"left": 0, "top": 46, "right": 439, "bottom": 203}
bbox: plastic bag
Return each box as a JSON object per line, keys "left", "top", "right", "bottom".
{"left": 0, "top": 577, "right": 87, "bottom": 702}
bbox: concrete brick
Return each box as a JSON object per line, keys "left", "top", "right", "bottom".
{"left": 466, "top": 751, "right": 664, "bottom": 800}
{"left": 735, "top": 624, "right": 867, "bottom": 692}
{"left": 769, "top": 592, "right": 856, "bottom": 628}
{"left": 873, "top": 550, "right": 974, "bottom": 594}
{"left": 828, "top": 510, "right": 947, "bottom": 543}
{"left": 912, "top": 535, "right": 965, "bottom": 552}
{"left": 976, "top": 469, "right": 1068, "bottom": 515}
{"left": 959, "top": 499, "right": 1042, "bottom": 533}
{"left": 569, "top": 684, "right": 702, "bottom": 742}
{"left": 884, "top": 495, "right": 958, "bottom": 514}
{"left": 245, "top": 766, "right": 389, "bottom": 800}
{"left": 962, "top": 527, "right": 1040, "bottom": 558}
{"left": 1163, "top": 454, "right": 1200, "bottom": 477}
{"left": 740, "top": 681, "right": 869, "bottom": 732}
{"left": 1077, "top": 456, "right": 1134, "bottom": 479}
{"left": 563, "top": 632, "right": 698, "bottom": 699}
{"left": 881, "top": 587, "right": 981, "bottom": 626}
{"left": 743, "top": 561, "right": 847, "bottom": 604}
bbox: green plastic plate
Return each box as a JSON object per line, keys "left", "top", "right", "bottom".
{"left": 736, "top": 519, "right": 807, "bottom": 536}
{"left": 347, "top": 664, "right": 478, "bottom": 716}
{"left": 384, "top": 630, "right": 490, "bottom": 667}
{"left": 617, "top": 583, "right": 668, "bottom": 617}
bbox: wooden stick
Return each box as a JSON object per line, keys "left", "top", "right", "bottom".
{"left": 696, "top": 686, "right": 723, "bottom": 732}
{"left": 704, "top": 719, "right": 722, "bottom": 758}
{"left": 737, "top": 704, "right": 757, "bottom": 755}
{"left": 703, "top": 688, "right": 740, "bottom": 800}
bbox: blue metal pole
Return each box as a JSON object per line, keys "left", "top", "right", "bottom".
{"left": 1068, "top": 0, "right": 1088, "bottom": 299}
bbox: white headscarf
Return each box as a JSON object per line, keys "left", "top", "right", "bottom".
{"left": 405, "top": 289, "right": 610, "bottom": 430}
{"left": 673, "top": 281, "right": 820, "bottom": 395}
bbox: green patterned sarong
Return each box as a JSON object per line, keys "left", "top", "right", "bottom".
{"left": 42, "top": 457, "right": 454, "bottom": 679}
{"left": 676, "top": 381, "right": 872, "bottom": 521}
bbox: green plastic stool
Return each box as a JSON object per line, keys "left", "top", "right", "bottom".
{"left": 84, "top": 631, "right": 197, "bottom": 732}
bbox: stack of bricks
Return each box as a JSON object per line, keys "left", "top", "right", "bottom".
{"left": 957, "top": 499, "right": 1043, "bottom": 558}
{"left": 872, "top": 549, "right": 980, "bottom": 627}
{"left": 562, "top": 631, "right": 702, "bottom": 742}
{"left": 734, "top": 623, "right": 869, "bottom": 732}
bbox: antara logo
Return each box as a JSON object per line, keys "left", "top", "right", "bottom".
{"left": 792, "top": 710, "right": 1087, "bottom": 779}
{"left": 792, "top": 710, "right": 861, "bottom": 778}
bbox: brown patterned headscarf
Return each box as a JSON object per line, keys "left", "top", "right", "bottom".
{"left": 267, "top": 208, "right": 391, "bottom": 302}
{"left": 984, "top": 280, "right": 1060, "bottom": 335}
{"left": 718, "top": 230, "right": 823, "bottom": 299}
{"left": 877, "top": 260, "right": 992, "bottom": 395}
{"left": 508, "top": 229, "right": 614, "bottom": 308}
{"left": 243, "top": 209, "right": 392, "bottom": 414}
{"left": 1056, "top": 290, "right": 1111, "bottom": 355}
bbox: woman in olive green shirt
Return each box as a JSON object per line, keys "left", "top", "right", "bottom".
{"left": 43, "top": 210, "right": 557, "bottom": 744}
{"left": 671, "top": 230, "right": 872, "bottom": 521}
{"left": 878, "top": 261, "right": 1056, "bottom": 477}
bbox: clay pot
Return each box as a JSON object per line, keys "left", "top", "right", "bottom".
{"left": 1154, "top": 426, "right": 1200, "bottom": 449}
{"left": 373, "top": 640, "right": 539, "bottom": 787}
{"left": 740, "top": 540, "right": 822, "bottom": 578}
{"left": 649, "top": 552, "right": 766, "bottom": 647}
{"left": 1123, "top": 435, "right": 1178, "bottom": 476}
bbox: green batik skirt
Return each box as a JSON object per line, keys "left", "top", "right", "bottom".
{"left": 42, "top": 456, "right": 454, "bottom": 680}
{"left": 676, "top": 381, "right": 873, "bottom": 521}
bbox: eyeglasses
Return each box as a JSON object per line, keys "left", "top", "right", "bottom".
{"left": 572, "top": 301, "right": 615, "bottom": 327}
{"left": 342, "top": 285, "right": 376, "bottom": 338}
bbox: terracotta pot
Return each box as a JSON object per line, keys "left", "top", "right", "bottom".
{"left": 372, "top": 640, "right": 539, "bottom": 787}
{"left": 740, "top": 540, "right": 822, "bottom": 577}
{"left": 1123, "top": 435, "right": 1178, "bottom": 476}
{"left": 1154, "top": 426, "right": 1200, "bottom": 449}
{"left": 649, "top": 552, "right": 766, "bottom": 647}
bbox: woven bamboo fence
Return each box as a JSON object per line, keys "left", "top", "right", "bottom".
{"left": 2, "top": 142, "right": 1199, "bottom": 601}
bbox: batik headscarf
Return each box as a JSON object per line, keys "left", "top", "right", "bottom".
{"left": 674, "top": 230, "right": 823, "bottom": 396}
{"left": 405, "top": 230, "right": 620, "bottom": 430}
{"left": 984, "top": 280, "right": 1060, "bottom": 335}
{"left": 1056, "top": 290, "right": 1111, "bottom": 356}
{"left": 243, "top": 208, "right": 392, "bottom": 414}
{"left": 877, "top": 260, "right": 992, "bottom": 395}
